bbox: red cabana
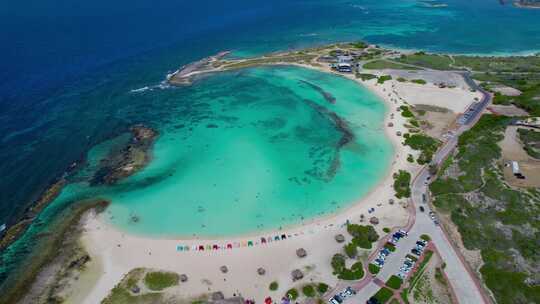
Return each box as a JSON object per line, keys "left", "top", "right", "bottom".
{"left": 261, "top": 237, "right": 267, "bottom": 244}
{"left": 198, "top": 245, "right": 205, "bottom": 251}
{"left": 213, "top": 244, "right": 219, "bottom": 250}
{"left": 227, "top": 243, "right": 233, "bottom": 249}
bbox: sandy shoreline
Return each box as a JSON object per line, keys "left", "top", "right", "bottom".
{"left": 69, "top": 59, "right": 479, "bottom": 303}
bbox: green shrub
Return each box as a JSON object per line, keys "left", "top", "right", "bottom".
{"left": 143, "top": 271, "right": 179, "bottom": 291}
{"left": 411, "top": 79, "right": 427, "bottom": 85}
{"left": 393, "top": 170, "right": 411, "bottom": 198}
{"left": 286, "top": 288, "right": 299, "bottom": 300}
{"left": 331, "top": 254, "right": 346, "bottom": 273}
{"left": 372, "top": 287, "right": 394, "bottom": 303}
{"left": 369, "top": 263, "right": 381, "bottom": 274}
{"left": 386, "top": 275, "right": 403, "bottom": 290}
{"left": 347, "top": 224, "right": 380, "bottom": 249}
{"left": 378, "top": 75, "right": 392, "bottom": 84}
{"left": 407, "top": 154, "right": 414, "bottom": 163}
{"left": 338, "top": 262, "right": 364, "bottom": 280}
{"left": 317, "top": 283, "right": 329, "bottom": 294}
{"left": 302, "top": 285, "right": 316, "bottom": 297}
{"left": 383, "top": 227, "right": 391, "bottom": 233}
{"left": 420, "top": 234, "right": 431, "bottom": 241}
{"left": 344, "top": 242, "right": 358, "bottom": 258}
{"left": 269, "top": 281, "right": 279, "bottom": 291}
{"left": 400, "top": 105, "right": 415, "bottom": 118}
{"left": 397, "top": 77, "right": 407, "bottom": 82}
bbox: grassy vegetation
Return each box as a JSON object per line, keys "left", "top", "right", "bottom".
{"left": 383, "top": 227, "right": 391, "bottom": 233}
{"left": 372, "top": 287, "right": 394, "bottom": 304}
{"left": 386, "top": 275, "right": 403, "bottom": 290}
{"left": 399, "top": 105, "right": 415, "bottom": 118}
{"left": 410, "top": 79, "right": 426, "bottom": 85}
{"left": 349, "top": 41, "right": 369, "bottom": 49}
{"left": 434, "top": 267, "right": 447, "bottom": 286}
{"left": 397, "top": 77, "right": 407, "bottom": 82}
{"left": 412, "top": 274, "right": 435, "bottom": 303}
{"left": 517, "top": 128, "right": 540, "bottom": 159}
{"left": 407, "top": 250, "right": 434, "bottom": 291}
{"left": 403, "top": 133, "right": 440, "bottom": 164}
{"left": 143, "top": 271, "right": 179, "bottom": 291}
{"left": 377, "top": 75, "right": 392, "bottom": 84}
{"left": 269, "top": 281, "right": 279, "bottom": 291}
{"left": 429, "top": 114, "right": 540, "bottom": 304}
{"left": 356, "top": 73, "right": 378, "bottom": 81}
{"left": 102, "top": 269, "right": 163, "bottom": 304}
{"left": 395, "top": 52, "right": 453, "bottom": 70}
{"left": 347, "top": 224, "right": 380, "bottom": 249}
{"left": 393, "top": 170, "right": 411, "bottom": 198}
{"left": 302, "top": 285, "right": 316, "bottom": 297}
{"left": 363, "top": 60, "right": 419, "bottom": 70}
{"left": 369, "top": 263, "right": 381, "bottom": 274}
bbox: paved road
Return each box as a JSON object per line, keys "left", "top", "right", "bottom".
{"left": 327, "top": 72, "right": 493, "bottom": 304}
{"left": 408, "top": 72, "right": 492, "bottom": 304}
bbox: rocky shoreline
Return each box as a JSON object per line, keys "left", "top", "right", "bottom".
{"left": 0, "top": 124, "right": 158, "bottom": 304}
{"left": 90, "top": 124, "right": 158, "bottom": 185}
{"left": 168, "top": 51, "right": 230, "bottom": 85}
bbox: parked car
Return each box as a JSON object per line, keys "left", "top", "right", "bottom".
{"left": 416, "top": 241, "right": 426, "bottom": 246}
{"left": 330, "top": 297, "right": 341, "bottom": 304}
{"left": 344, "top": 287, "right": 356, "bottom": 296}
{"left": 381, "top": 248, "right": 391, "bottom": 255}
{"left": 398, "top": 229, "right": 408, "bottom": 236}
{"left": 419, "top": 206, "right": 425, "bottom": 212}
{"left": 411, "top": 248, "right": 421, "bottom": 256}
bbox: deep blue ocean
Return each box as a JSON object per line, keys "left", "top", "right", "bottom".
{"left": 1, "top": 0, "right": 540, "bottom": 288}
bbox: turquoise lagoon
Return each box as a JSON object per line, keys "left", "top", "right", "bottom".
{"left": 50, "top": 66, "right": 392, "bottom": 237}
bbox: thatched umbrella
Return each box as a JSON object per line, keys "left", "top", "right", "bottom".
{"left": 370, "top": 216, "right": 379, "bottom": 225}
{"left": 212, "top": 292, "right": 225, "bottom": 301}
{"left": 335, "top": 234, "right": 345, "bottom": 243}
{"left": 296, "top": 248, "right": 307, "bottom": 258}
{"left": 220, "top": 265, "right": 228, "bottom": 273}
{"left": 131, "top": 285, "right": 140, "bottom": 294}
{"left": 180, "top": 274, "right": 188, "bottom": 282}
{"left": 396, "top": 131, "right": 402, "bottom": 137}
{"left": 389, "top": 199, "right": 395, "bottom": 205}
{"left": 257, "top": 267, "right": 266, "bottom": 275}
{"left": 291, "top": 269, "right": 304, "bottom": 281}
{"left": 387, "top": 122, "right": 394, "bottom": 127}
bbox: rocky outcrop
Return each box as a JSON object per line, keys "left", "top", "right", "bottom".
{"left": 90, "top": 125, "right": 157, "bottom": 186}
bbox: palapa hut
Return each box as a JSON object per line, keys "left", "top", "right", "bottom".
{"left": 291, "top": 269, "right": 304, "bottom": 281}
{"left": 220, "top": 265, "right": 228, "bottom": 273}
{"left": 370, "top": 216, "right": 379, "bottom": 225}
{"left": 212, "top": 292, "right": 225, "bottom": 301}
{"left": 296, "top": 248, "right": 307, "bottom": 258}
{"left": 180, "top": 274, "right": 188, "bottom": 282}
{"left": 257, "top": 267, "right": 266, "bottom": 275}
{"left": 335, "top": 234, "right": 345, "bottom": 243}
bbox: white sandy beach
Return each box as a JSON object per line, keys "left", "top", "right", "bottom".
{"left": 70, "top": 63, "right": 478, "bottom": 303}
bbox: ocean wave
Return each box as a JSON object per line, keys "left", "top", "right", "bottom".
{"left": 299, "top": 33, "right": 318, "bottom": 37}
{"left": 129, "top": 70, "right": 176, "bottom": 93}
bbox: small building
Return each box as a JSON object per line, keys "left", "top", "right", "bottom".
{"left": 512, "top": 161, "right": 520, "bottom": 175}
{"left": 337, "top": 63, "right": 352, "bottom": 73}
{"left": 337, "top": 55, "right": 354, "bottom": 64}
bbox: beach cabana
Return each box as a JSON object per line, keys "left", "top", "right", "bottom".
{"left": 198, "top": 245, "right": 205, "bottom": 251}
{"left": 227, "top": 243, "right": 233, "bottom": 249}
{"left": 281, "top": 234, "right": 287, "bottom": 240}
{"left": 176, "top": 245, "right": 183, "bottom": 251}
{"left": 248, "top": 241, "right": 253, "bottom": 247}
{"left": 206, "top": 244, "right": 212, "bottom": 250}
{"left": 261, "top": 237, "right": 267, "bottom": 244}
{"left": 184, "top": 246, "right": 190, "bottom": 251}
{"left": 274, "top": 235, "right": 280, "bottom": 241}
{"left": 267, "top": 236, "right": 273, "bottom": 243}
{"left": 213, "top": 244, "right": 219, "bottom": 250}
